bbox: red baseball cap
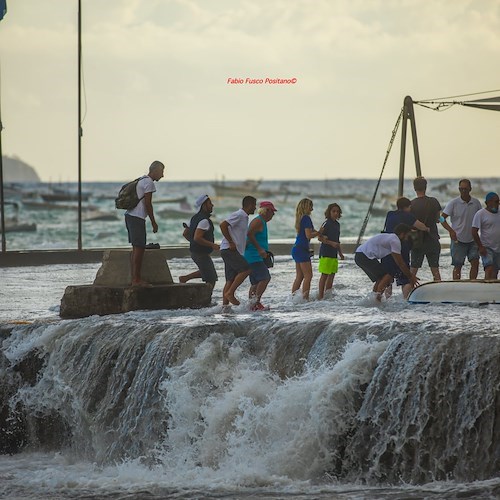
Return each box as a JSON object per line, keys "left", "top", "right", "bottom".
{"left": 260, "top": 201, "right": 277, "bottom": 212}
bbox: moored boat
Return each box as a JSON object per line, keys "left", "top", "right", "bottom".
{"left": 211, "top": 179, "right": 274, "bottom": 198}
{"left": 1, "top": 218, "right": 37, "bottom": 233}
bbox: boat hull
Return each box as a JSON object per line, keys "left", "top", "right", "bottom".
{"left": 407, "top": 280, "right": 500, "bottom": 304}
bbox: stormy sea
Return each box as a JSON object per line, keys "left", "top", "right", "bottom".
{"left": 1, "top": 178, "right": 500, "bottom": 499}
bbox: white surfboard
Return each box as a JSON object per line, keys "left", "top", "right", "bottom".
{"left": 407, "top": 280, "right": 500, "bottom": 305}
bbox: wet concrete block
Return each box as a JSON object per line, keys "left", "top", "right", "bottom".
{"left": 60, "top": 283, "right": 212, "bottom": 318}
{"left": 93, "top": 249, "right": 173, "bottom": 287}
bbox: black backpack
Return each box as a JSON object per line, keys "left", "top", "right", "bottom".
{"left": 115, "top": 177, "right": 145, "bottom": 210}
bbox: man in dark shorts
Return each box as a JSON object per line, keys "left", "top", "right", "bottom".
{"left": 180, "top": 194, "right": 219, "bottom": 287}
{"left": 355, "top": 223, "right": 418, "bottom": 301}
{"left": 219, "top": 196, "right": 257, "bottom": 306}
{"left": 382, "top": 197, "right": 429, "bottom": 298}
{"left": 410, "top": 176, "right": 442, "bottom": 281}
{"left": 124, "top": 161, "right": 165, "bottom": 286}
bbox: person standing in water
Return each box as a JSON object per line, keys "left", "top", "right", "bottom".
{"left": 410, "top": 176, "right": 442, "bottom": 281}
{"left": 472, "top": 192, "right": 500, "bottom": 280}
{"left": 318, "top": 203, "right": 344, "bottom": 299}
{"left": 291, "top": 198, "right": 320, "bottom": 300}
{"left": 441, "top": 179, "right": 482, "bottom": 280}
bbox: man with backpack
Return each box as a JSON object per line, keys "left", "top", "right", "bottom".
{"left": 124, "top": 160, "right": 165, "bottom": 286}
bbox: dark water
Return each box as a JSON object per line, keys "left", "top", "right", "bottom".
{"left": 4, "top": 177, "right": 498, "bottom": 251}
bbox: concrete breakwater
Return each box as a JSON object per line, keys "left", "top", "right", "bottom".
{"left": 60, "top": 249, "right": 213, "bottom": 318}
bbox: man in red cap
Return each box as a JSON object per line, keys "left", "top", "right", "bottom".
{"left": 244, "top": 201, "right": 277, "bottom": 310}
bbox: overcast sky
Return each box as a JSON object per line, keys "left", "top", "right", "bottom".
{"left": 0, "top": 0, "right": 499, "bottom": 182}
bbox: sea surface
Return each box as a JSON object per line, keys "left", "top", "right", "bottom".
{"left": 3, "top": 177, "right": 499, "bottom": 251}
{"left": 1, "top": 178, "right": 500, "bottom": 499}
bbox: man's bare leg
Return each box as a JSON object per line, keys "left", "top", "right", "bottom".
{"left": 224, "top": 270, "right": 251, "bottom": 305}
{"left": 430, "top": 267, "right": 441, "bottom": 281}
{"left": 179, "top": 270, "right": 202, "bottom": 283}
{"left": 470, "top": 259, "right": 479, "bottom": 280}
{"left": 375, "top": 274, "right": 393, "bottom": 301}
{"left": 131, "top": 246, "right": 149, "bottom": 286}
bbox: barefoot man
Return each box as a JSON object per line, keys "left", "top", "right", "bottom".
{"left": 219, "top": 196, "right": 257, "bottom": 306}
{"left": 124, "top": 160, "right": 165, "bottom": 286}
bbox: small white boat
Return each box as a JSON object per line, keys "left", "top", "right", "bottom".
{"left": 1, "top": 217, "right": 37, "bottom": 233}
{"left": 158, "top": 200, "right": 194, "bottom": 218}
{"left": 83, "top": 210, "right": 119, "bottom": 222}
{"left": 407, "top": 280, "right": 500, "bottom": 305}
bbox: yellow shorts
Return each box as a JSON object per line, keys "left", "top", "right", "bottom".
{"left": 318, "top": 257, "right": 339, "bottom": 275}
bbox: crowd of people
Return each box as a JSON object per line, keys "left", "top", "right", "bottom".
{"left": 123, "top": 162, "right": 500, "bottom": 305}
{"left": 355, "top": 176, "right": 500, "bottom": 301}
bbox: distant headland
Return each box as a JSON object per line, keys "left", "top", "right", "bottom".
{"left": 2, "top": 155, "right": 41, "bottom": 183}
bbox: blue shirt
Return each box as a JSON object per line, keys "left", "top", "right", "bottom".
{"left": 294, "top": 215, "right": 313, "bottom": 250}
{"left": 384, "top": 210, "right": 416, "bottom": 233}
{"left": 383, "top": 209, "right": 415, "bottom": 263}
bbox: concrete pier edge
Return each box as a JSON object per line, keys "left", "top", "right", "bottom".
{"left": 0, "top": 239, "right": 450, "bottom": 267}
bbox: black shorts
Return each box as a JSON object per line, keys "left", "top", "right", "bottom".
{"left": 355, "top": 252, "right": 388, "bottom": 283}
{"left": 125, "top": 214, "right": 146, "bottom": 248}
{"left": 191, "top": 252, "right": 218, "bottom": 285}
{"left": 220, "top": 249, "right": 250, "bottom": 282}
{"left": 411, "top": 237, "right": 441, "bottom": 269}
{"left": 381, "top": 254, "right": 408, "bottom": 286}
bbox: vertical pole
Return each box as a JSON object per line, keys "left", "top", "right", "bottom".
{"left": 398, "top": 96, "right": 423, "bottom": 197}
{"left": 0, "top": 61, "right": 5, "bottom": 252}
{"left": 407, "top": 97, "right": 422, "bottom": 178}
{"left": 0, "top": 125, "right": 5, "bottom": 253}
{"left": 398, "top": 99, "right": 409, "bottom": 197}
{"left": 77, "top": 0, "right": 82, "bottom": 250}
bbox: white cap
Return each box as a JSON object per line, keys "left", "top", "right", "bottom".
{"left": 195, "top": 194, "right": 209, "bottom": 210}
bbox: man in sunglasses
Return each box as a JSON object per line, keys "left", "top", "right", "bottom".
{"left": 441, "top": 179, "right": 482, "bottom": 280}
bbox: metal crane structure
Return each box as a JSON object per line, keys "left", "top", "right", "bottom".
{"left": 356, "top": 92, "right": 500, "bottom": 247}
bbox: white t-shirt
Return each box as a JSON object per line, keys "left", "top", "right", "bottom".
{"left": 196, "top": 219, "right": 210, "bottom": 231}
{"left": 126, "top": 176, "right": 156, "bottom": 219}
{"left": 220, "top": 208, "right": 249, "bottom": 255}
{"left": 442, "top": 196, "right": 482, "bottom": 243}
{"left": 356, "top": 233, "right": 401, "bottom": 259}
{"left": 472, "top": 208, "right": 500, "bottom": 253}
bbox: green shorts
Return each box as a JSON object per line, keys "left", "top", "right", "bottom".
{"left": 318, "top": 257, "right": 339, "bottom": 275}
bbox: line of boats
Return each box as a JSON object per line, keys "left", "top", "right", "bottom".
{"left": 8, "top": 177, "right": 474, "bottom": 234}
